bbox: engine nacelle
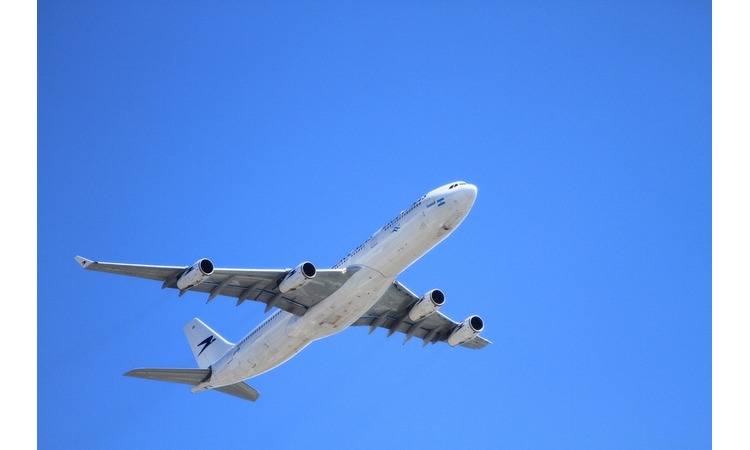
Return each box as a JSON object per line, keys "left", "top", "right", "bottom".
{"left": 408, "top": 289, "right": 445, "bottom": 321}
{"left": 278, "top": 261, "right": 316, "bottom": 293}
{"left": 447, "top": 315, "right": 484, "bottom": 347}
{"left": 176, "top": 258, "right": 214, "bottom": 290}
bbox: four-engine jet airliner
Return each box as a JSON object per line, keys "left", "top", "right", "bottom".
{"left": 75, "top": 181, "right": 490, "bottom": 402}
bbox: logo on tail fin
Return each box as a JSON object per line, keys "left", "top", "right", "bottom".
{"left": 197, "top": 335, "right": 216, "bottom": 357}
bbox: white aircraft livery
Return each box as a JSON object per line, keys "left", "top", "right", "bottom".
{"left": 76, "top": 181, "right": 490, "bottom": 402}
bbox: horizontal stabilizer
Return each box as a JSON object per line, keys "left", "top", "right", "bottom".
{"left": 124, "top": 368, "right": 210, "bottom": 385}
{"left": 214, "top": 381, "right": 261, "bottom": 402}
{"left": 125, "top": 368, "right": 260, "bottom": 402}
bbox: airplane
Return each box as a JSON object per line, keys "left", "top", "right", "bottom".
{"left": 75, "top": 181, "right": 490, "bottom": 402}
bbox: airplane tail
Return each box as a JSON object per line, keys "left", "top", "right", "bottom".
{"left": 122, "top": 318, "right": 261, "bottom": 402}
{"left": 183, "top": 317, "right": 234, "bottom": 369}
{"left": 124, "top": 368, "right": 260, "bottom": 402}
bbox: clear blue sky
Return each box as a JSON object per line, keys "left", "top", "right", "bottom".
{"left": 31, "top": 1, "right": 716, "bottom": 448}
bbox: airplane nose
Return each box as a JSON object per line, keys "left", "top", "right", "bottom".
{"left": 438, "top": 183, "right": 477, "bottom": 230}
{"left": 465, "top": 184, "right": 478, "bottom": 201}
{"left": 460, "top": 183, "right": 478, "bottom": 208}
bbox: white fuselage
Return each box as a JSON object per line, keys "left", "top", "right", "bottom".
{"left": 203, "top": 182, "right": 477, "bottom": 389}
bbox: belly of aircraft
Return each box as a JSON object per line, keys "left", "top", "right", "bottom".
{"left": 294, "top": 265, "right": 393, "bottom": 340}
{"left": 214, "top": 325, "right": 312, "bottom": 385}
{"left": 211, "top": 266, "right": 393, "bottom": 386}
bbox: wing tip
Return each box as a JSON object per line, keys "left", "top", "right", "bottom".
{"left": 75, "top": 255, "right": 95, "bottom": 269}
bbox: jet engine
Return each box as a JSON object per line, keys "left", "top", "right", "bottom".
{"left": 408, "top": 289, "right": 445, "bottom": 321}
{"left": 447, "top": 315, "right": 484, "bottom": 347}
{"left": 278, "top": 261, "right": 316, "bottom": 293}
{"left": 176, "top": 258, "right": 214, "bottom": 290}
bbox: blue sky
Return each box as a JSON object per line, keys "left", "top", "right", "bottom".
{"left": 26, "top": 1, "right": 721, "bottom": 448}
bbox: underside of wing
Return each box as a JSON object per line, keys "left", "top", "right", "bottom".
{"left": 353, "top": 280, "right": 491, "bottom": 349}
{"left": 75, "top": 256, "right": 184, "bottom": 281}
{"left": 191, "top": 266, "right": 361, "bottom": 316}
{"left": 75, "top": 256, "right": 360, "bottom": 317}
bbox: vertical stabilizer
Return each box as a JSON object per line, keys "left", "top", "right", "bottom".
{"left": 183, "top": 318, "right": 234, "bottom": 368}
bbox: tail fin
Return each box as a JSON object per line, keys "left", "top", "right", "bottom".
{"left": 183, "top": 318, "right": 234, "bottom": 368}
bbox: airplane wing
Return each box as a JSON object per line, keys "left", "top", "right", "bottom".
{"left": 75, "top": 256, "right": 360, "bottom": 317}
{"left": 352, "top": 280, "right": 491, "bottom": 349}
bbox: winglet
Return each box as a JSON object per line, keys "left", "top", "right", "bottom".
{"left": 75, "top": 255, "right": 95, "bottom": 269}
